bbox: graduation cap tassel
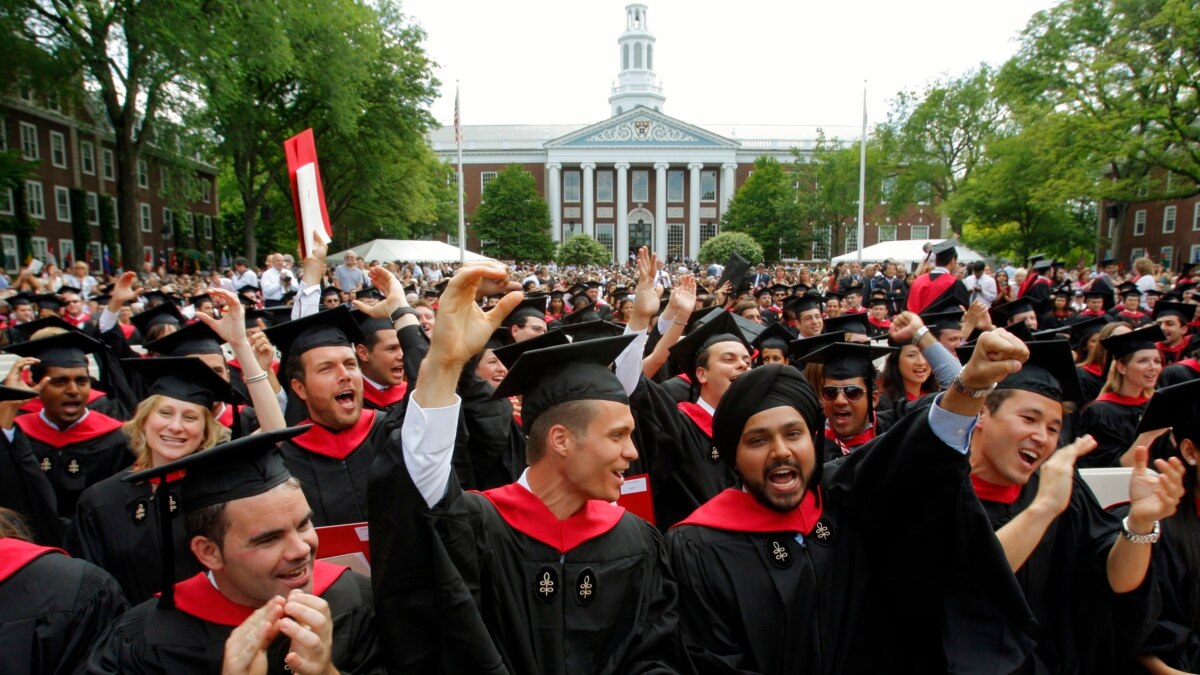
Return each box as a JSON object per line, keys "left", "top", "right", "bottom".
{"left": 155, "top": 486, "right": 176, "bottom": 609}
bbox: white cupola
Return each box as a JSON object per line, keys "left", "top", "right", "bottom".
{"left": 608, "top": 4, "right": 666, "bottom": 116}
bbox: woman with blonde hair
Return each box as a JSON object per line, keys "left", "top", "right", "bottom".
{"left": 1075, "top": 320, "right": 1129, "bottom": 404}
{"left": 60, "top": 286, "right": 285, "bottom": 603}
{"left": 1078, "top": 324, "right": 1164, "bottom": 468}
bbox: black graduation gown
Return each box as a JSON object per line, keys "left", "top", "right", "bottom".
{"left": 666, "top": 404, "right": 1036, "bottom": 674}
{"left": 85, "top": 564, "right": 383, "bottom": 674}
{"left": 978, "top": 475, "right": 1155, "bottom": 674}
{"left": 657, "top": 374, "right": 693, "bottom": 404}
{"left": 0, "top": 540, "right": 128, "bottom": 675}
{"left": 366, "top": 460, "right": 691, "bottom": 674}
{"left": 1077, "top": 397, "right": 1146, "bottom": 468}
{"left": 1076, "top": 366, "right": 1105, "bottom": 405}
{"left": 0, "top": 427, "right": 63, "bottom": 546}
{"left": 1158, "top": 359, "right": 1200, "bottom": 388}
{"left": 11, "top": 411, "right": 131, "bottom": 519}
{"left": 458, "top": 369, "right": 526, "bottom": 491}
{"left": 279, "top": 407, "right": 399, "bottom": 526}
{"left": 64, "top": 471, "right": 201, "bottom": 605}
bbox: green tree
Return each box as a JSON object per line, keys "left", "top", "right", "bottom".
{"left": 472, "top": 165, "right": 555, "bottom": 262}
{"left": 698, "top": 231, "right": 763, "bottom": 266}
{"left": 793, "top": 134, "right": 885, "bottom": 261}
{"left": 557, "top": 234, "right": 612, "bottom": 266}
{"left": 4, "top": 0, "right": 209, "bottom": 269}
{"left": 720, "top": 156, "right": 798, "bottom": 260}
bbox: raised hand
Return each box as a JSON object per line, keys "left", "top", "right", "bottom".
{"left": 960, "top": 328, "right": 1028, "bottom": 389}
{"left": 630, "top": 247, "right": 664, "bottom": 328}
{"left": 279, "top": 591, "right": 337, "bottom": 675}
{"left": 963, "top": 300, "right": 992, "bottom": 333}
{"left": 195, "top": 287, "right": 248, "bottom": 348}
{"left": 670, "top": 274, "right": 696, "bottom": 314}
{"left": 1127, "top": 446, "right": 1186, "bottom": 528}
{"left": 353, "top": 265, "right": 406, "bottom": 319}
{"left": 888, "top": 311, "right": 925, "bottom": 345}
{"left": 427, "top": 263, "right": 522, "bottom": 367}
{"left": 108, "top": 271, "right": 138, "bottom": 313}
{"left": 222, "top": 596, "right": 285, "bottom": 675}
{"left": 4, "top": 357, "right": 40, "bottom": 390}
{"left": 1032, "top": 435, "right": 1098, "bottom": 517}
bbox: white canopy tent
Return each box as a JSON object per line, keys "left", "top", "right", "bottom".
{"left": 326, "top": 239, "right": 494, "bottom": 265}
{"left": 832, "top": 239, "right": 986, "bottom": 270}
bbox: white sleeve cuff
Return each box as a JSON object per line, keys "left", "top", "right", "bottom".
{"left": 402, "top": 394, "right": 463, "bottom": 507}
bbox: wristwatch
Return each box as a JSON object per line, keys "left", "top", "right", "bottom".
{"left": 951, "top": 374, "right": 996, "bottom": 399}
{"left": 390, "top": 306, "right": 418, "bottom": 323}
{"left": 911, "top": 325, "right": 930, "bottom": 346}
{"left": 1121, "top": 516, "right": 1160, "bottom": 544}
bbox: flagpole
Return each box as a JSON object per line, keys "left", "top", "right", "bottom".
{"left": 455, "top": 82, "right": 466, "bottom": 265}
{"left": 856, "top": 81, "right": 867, "bottom": 267}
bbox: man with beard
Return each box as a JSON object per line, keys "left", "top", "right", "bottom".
{"left": 85, "top": 428, "right": 383, "bottom": 674}
{"left": 666, "top": 326, "right": 1039, "bottom": 673}
{"left": 1153, "top": 301, "right": 1194, "bottom": 367}
{"left": 961, "top": 338, "right": 1183, "bottom": 674}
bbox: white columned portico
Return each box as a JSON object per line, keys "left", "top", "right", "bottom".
{"left": 654, "top": 162, "right": 669, "bottom": 259}
{"left": 721, "top": 162, "right": 737, "bottom": 217}
{"left": 581, "top": 162, "right": 596, "bottom": 239}
{"left": 547, "top": 162, "right": 562, "bottom": 242}
{"left": 615, "top": 162, "right": 629, "bottom": 264}
{"left": 688, "top": 162, "right": 703, "bottom": 260}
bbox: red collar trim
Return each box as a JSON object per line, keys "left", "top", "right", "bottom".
{"left": 677, "top": 401, "right": 713, "bottom": 438}
{"left": 480, "top": 482, "right": 625, "bottom": 554}
{"left": 1096, "top": 392, "right": 1150, "bottom": 406}
{"left": 169, "top": 561, "right": 348, "bottom": 626}
{"left": 1080, "top": 310, "right": 1107, "bottom": 317}
{"left": 290, "top": 409, "right": 377, "bottom": 460}
{"left": 905, "top": 390, "right": 920, "bottom": 402}
{"left": 1181, "top": 359, "right": 1200, "bottom": 374}
{"left": 1118, "top": 310, "right": 1146, "bottom": 319}
{"left": 675, "top": 487, "right": 823, "bottom": 534}
{"left": 1081, "top": 362, "right": 1105, "bottom": 378}
{"left": 0, "top": 539, "right": 67, "bottom": 583}
{"left": 18, "top": 388, "right": 105, "bottom": 413}
{"left": 148, "top": 469, "right": 187, "bottom": 486}
{"left": 215, "top": 403, "right": 244, "bottom": 428}
{"left": 362, "top": 380, "right": 407, "bottom": 408}
{"left": 971, "top": 475, "right": 1021, "bottom": 505}
{"left": 14, "top": 410, "right": 123, "bottom": 448}
{"left": 824, "top": 419, "right": 876, "bottom": 455}
{"left": 868, "top": 317, "right": 892, "bottom": 328}
{"left": 1158, "top": 336, "right": 1191, "bottom": 356}
{"left": 676, "top": 372, "right": 692, "bottom": 385}
{"left": 118, "top": 323, "right": 136, "bottom": 339}
{"left": 64, "top": 313, "right": 91, "bottom": 327}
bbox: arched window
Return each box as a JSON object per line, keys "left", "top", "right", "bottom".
{"left": 634, "top": 42, "right": 643, "bottom": 69}
{"left": 647, "top": 44, "right": 653, "bottom": 70}
{"left": 623, "top": 44, "right": 629, "bottom": 70}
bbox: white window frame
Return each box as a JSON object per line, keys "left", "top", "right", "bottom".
{"left": 101, "top": 149, "right": 115, "bottom": 181}
{"left": 1, "top": 235, "right": 19, "bottom": 273}
{"left": 18, "top": 86, "right": 33, "bottom": 104}
{"left": 844, "top": 227, "right": 859, "bottom": 254}
{"left": 137, "top": 159, "right": 149, "bottom": 189}
{"left": 25, "top": 180, "right": 44, "bottom": 219}
{"left": 700, "top": 170, "right": 718, "bottom": 202}
{"left": 1130, "top": 247, "right": 1146, "bottom": 260}
{"left": 201, "top": 179, "right": 211, "bottom": 204}
{"left": 632, "top": 170, "right": 649, "bottom": 202}
{"left": 911, "top": 224, "right": 931, "bottom": 240}
{"left": 1163, "top": 205, "right": 1176, "bottom": 234}
{"left": 1191, "top": 244, "right": 1200, "bottom": 265}
{"left": 700, "top": 222, "right": 719, "bottom": 245}
{"left": 1193, "top": 203, "right": 1200, "bottom": 231}
{"left": 139, "top": 202, "right": 152, "bottom": 232}
{"left": 1133, "top": 209, "right": 1146, "bottom": 236}
{"left": 667, "top": 170, "right": 684, "bottom": 203}
{"left": 159, "top": 166, "right": 170, "bottom": 192}
{"left": 479, "top": 171, "right": 497, "bottom": 194}
{"left": 811, "top": 225, "right": 831, "bottom": 260}
{"left": 596, "top": 171, "right": 613, "bottom": 203}
{"left": 30, "top": 237, "right": 48, "bottom": 262}
{"left": 162, "top": 207, "right": 173, "bottom": 237}
{"left": 0, "top": 117, "right": 7, "bottom": 151}
{"left": 54, "top": 186, "right": 71, "bottom": 222}
{"left": 59, "top": 239, "right": 74, "bottom": 266}
{"left": 878, "top": 224, "right": 897, "bottom": 242}
{"left": 1161, "top": 246, "right": 1174, "bottom": 266}
{"left": 80, "top": 141, "right": 95, "bottom": 175}
{"left": 46, "top": 92, "right": 61, "bottom": 113}
{"left": 0, "top": 188, "right": 13, "bottom": 216}
{"left": 563, "top": 170, "right": 581, "bottom": 203}
{"left": 88, "top": 242, "right": 102, "bottom": 272}
{"left": 49, "top": 131, "right": 67, "bottom": 168}
{"left": 595, "top": 223, "right": 615, "bottom": 259}
{"left": 19, "top": 122, "right": 38, "bottom": 160}
{"left": 202, "top": 214, "right": 213, "bottom": 239}
{"left": 85, "top": 192, "right": 99, "bottom": 225}
{"left": 667, "top": 223, "right": 684, "bottom": 260}
{"left": 143, "top": 246, "right": 155, "bottom": 265}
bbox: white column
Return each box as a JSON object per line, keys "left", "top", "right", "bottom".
{"left": 615, "top": 162, "right": 629, "bottom": 264}
{"left": 721, "top": 162, "right": 737, "bottom": 217}
{"left": 581, "top": 162, "right": 596, "bottom": 239}
{"left": 654, "top": 162, "right": 669, "bottom": 259}
{"left": 688, "top": 162, "right": 703, "bottom": 260}
{"left": 547, "top": 162, "right": 562, "bottom": 242}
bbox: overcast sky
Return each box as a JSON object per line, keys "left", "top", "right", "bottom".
{"left": 402, "top": 0, "right": 1060, "bottom": 136}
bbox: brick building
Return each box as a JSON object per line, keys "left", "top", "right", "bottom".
{"left": 429, "top": 3, "right": 947, "bottom": 264}
{"left": 1099, "top": 192, "right": 1200, "bottom": 271}
{"left": 1, "top": 84, "right": 219, "bottom": 274}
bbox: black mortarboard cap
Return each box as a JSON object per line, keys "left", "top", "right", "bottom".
{"left": 1118, "top": 283, "right": 1142, "bottom": 299}
{"left": 768, "top": 283, "right": 790, "bottom": 296}
{"left": 144, "top": 320, "right": 224, "bottom": 356}
{"left": 8, "top": 293, "right": 32, "bottom": 307}
{"left": 139, "top": 290, "right": 175, "bottom": 307}
{"left": 263, "top": 306, "right": 364, "bottom": 374}
{"left": 822, "top": 312, "right": 870, "bottom": 336}
{"left": 921, "top": 308, "right": 965, "bottom": 332}
{"left": 561, "top": 303, "right": 600, "bottom": 326}
{"left": 0, "top": 384, "right": 37, "bottom": 402}
{"left": 10, "top": 315, "right": 78, "bottom": 340}
{"left": 1153, "top": 301, "right": 1193, "bottom": 322}
{"left": 555, "top": 319, "right": 625, "bottom": 343}
{"left": 931, "top": 239, "right": 957, "bottom": 255}
{"left": 565, "top": 282, "right": 586, "bottom": 297}
{"left": 956, "top": 339, "right": 1081, "bottom": 402}
{"left": 1100, "top": 324, "right": 1164, "bottom": 359}
{"left": 1084, "top": 289, "right": 1109, "bottom": 300}
{"left": 349, "top": 309, "right": 394, "bottom": 339}
{"left": 1052, "top": 284, "right": 1073, "bottom": 298}
{"left": 4, "top": 330, "right": 103, "bottom": 368}
{"left": 493, "top": 335, "right": 635, "bottom": 433}
{"left": 754, "top": 286, "right": 773, "bottom": 298}
{"left": 800, "top": 342, "right": 895, "bottom": 382}
{"left": 670, "top": 310, "right": 750, "bottom": 378}
{"left": 131, "top": 301, "right": 185, "bottom": 335}
{"left": 321, "top": 285, "right": 341, "bottom": 299}
{"left": 695, "top": 307, "right": 764, "bottom": 343}
{"left": 843, "top": 282, "right": 865, "bottom": 296}
{"left": 485, "top": 327, "right": 513, "bottom": 352}
{"left": 1032, "top": 259, "right": 1054, "bottom": 272}
{"left": 716, "top": 253, "right": 751, "bottom": 295}
{"left": 32, "top": 293, "right": 63, "bottom": 310}
{"left": 823, "top": 290, "right": 845, "bottom": 302}
{"left": 989, "top": 298, "right": 1036, "bottom": 326}
{"left": 189, "top": 293, "right": 213, "bottom": 308}
{"left": 1138, "top": 379, "right": 1200, "bottom": 437}
{"left": 1067, "top": 316, "right": 1108, "bottom": 347}
{"left": 356, "top": 287, "right": 385, "bottom": 302}
{"left": 257, "top": 306, "right": 294, "bottom": 328}
{"left": 1099, "top": 258, "right": 1115, "bottom": 266}
{"left": 505, "top": 296, "right": 549, "bottom": 326}
{"left": 123, "top": 356, "right": 241, "bottom": 408}
{"left": 1028, "top": 254, "right": 1046, "bottom": 265}
{"left": 783, "top": 294, "right": 821, "bottom": 315}
{"left": 492, "top": 328, "right": 571, "bottom": 368}
{"left": 1031, "top": 324, "right": 1072, "bottom": 341}
{"left": 1179, "top": 262, "right": 1197, "bottom": 275}
{"left": 752, "top": 322, "right": 794, "bottom": 353}
{"left": 788, "top": 332, "right": 844, "bottom": 361}
{"left": 868, "top": 297, "right": 890, "bottom": 309}
{"left": 584, "top": 280, "right": 602, "bottom": 290}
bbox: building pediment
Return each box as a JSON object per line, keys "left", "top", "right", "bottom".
{"left": 545, "top": 106, "right": 738, "bottom": 149}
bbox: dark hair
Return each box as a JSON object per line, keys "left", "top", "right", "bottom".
{"left": 184, "top": 502, "right": 231, "bottom": 552}
{"left": 0, "top": 507, "right": 33, "bottom": 541}
{"left": 286, "top": 349, "right": 308, "bottom": 387}
{"left": 879, "top": 346, "right": 939, "bottom": 403}
{"left": 525, "top": 400, "right": 596, "bottom": 464}
{"left": 935, "top": 249, "right": 957, "bottom": 267}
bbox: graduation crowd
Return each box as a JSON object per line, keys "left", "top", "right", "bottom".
{"left": 1, "top": 237, "right": 1200, "bottom": 674}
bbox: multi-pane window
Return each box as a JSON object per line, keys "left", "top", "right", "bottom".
{"left": 1161, "top": 246, "right": 1174, "bottom": 266}
{"left": 596, "top": 171, "right": 613, "bottom": 203}
{"left": 0, "top": 188, "right": 12, "bottom": 215}
{"left": 59, "top": 240, "right": 74, "bottom": 266}
{"left": 201, "top": 180, "right": 212, "bottom": 203}
{"left": 80, "top": 141, "right": 95, "bottom": 175}
{"left": 138, "top": 159, "right": 149, "bottom": 188}
{"left": 1193, "top": 203, "right": 1200, "bottom": 231}
{"left": 19, "top": 122, "right": 38, "bottom": 160}
{"left": 86, "top": 192, "right": 99, "bottom": 225}
{"left": 1133, "top": 210, "right": 1146, "bottom": 236}
{"left": 562, "top": 222, "right": 583, "bottom": 238}
{"left": 89, "top": 242, "right": 102, "bottom": 272}
{"left": 700, "top": 222, "right": 719, "bottom": 245}
{"left": 700, "top": 170, "right": 717, "bottom": 202}
{"left": 1163, "top": 206, "right": 1176, "bottom": 233}
{"left": 878, "top": 224, "right": 897, "bottom": 242}
{"left": 910, "top": 224, "right": 931, "bottom": 240}
{"left": 667, "top": 170, "right": 684, "bottom": 202}
{"left": 596, "top": 223, "right": 615, "bottom": 258}
{"left": 3, "top": 235, "right": 20, "bottom": 273}
{"left": 811, "top": 226, "right": 831, "bottom": 260}
{"left": 632, "top": 170, "right": 649, "bottom": 202}
{"left": 101, "top": 149, "right": 115, "bottom": 180}
{"left": 49, "top": 131, "right": 66, "bottom": 168}
{"left": 844, "top": 227, "right": 858, "bottom": 254}
{"left": 563, "top": 171, "right": 580, "bottom": 202}
{"left": 162, "top": 208, "right": 174, "bottom": 237}
{"left": 202, "top": 214, "right": 213, "bottom": 239}
{"left": 140, "top": 203, "right": 152, "bottom": 232}
{"left": 26, "top": 181, "right": 45, "bottom": 219}
{"left": 30, "top": 237, "right": 48, "bottom": 261}
{"left": 667, "top": 224, "right": 684, "bottom": 260}
{"left": 54, "top": 186, "right": 71, "bottom": 222}
{"left": 479, "top": 171, "right": 497, "bottom": 195}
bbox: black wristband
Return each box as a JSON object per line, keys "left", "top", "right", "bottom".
{"left": 390, "top": 306, "right": 418, "bottom": 323}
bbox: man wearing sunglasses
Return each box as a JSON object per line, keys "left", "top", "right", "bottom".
{"left": 800, "top": 341, "right": 894, "bottom": 461}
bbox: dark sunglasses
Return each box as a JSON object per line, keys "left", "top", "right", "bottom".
{"left": 820, "top": 384, "right": 866, "bottom": 402}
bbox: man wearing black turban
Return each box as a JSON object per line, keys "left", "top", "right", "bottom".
{"left": 667, "top": 326, "right": 1041, "bottom": 673}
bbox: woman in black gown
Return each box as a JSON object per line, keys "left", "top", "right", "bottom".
{"left": 1078, "top": 324, "right": 1164, "bottom": 468}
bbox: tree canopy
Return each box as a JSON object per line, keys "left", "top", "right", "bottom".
{"left": 698, "top": 231, "right": 763, "bottom": 266}
{"left": 719, "top": 156, "right": 799, "bottom": 259}
{"left": 557, "top": 234, "right": 612, "bottom": 266}
{"left": 472, "top": 165, "right": 556, "bottom": 262}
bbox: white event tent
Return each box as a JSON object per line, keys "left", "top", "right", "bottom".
{"left": 832, "top": 239, "right": 986, "bottom": 270}
{"left": 327, "top": 239, "right": 494, "bottom": 265}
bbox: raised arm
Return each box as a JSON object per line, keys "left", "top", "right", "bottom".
{"left": 196, "top": 288, "right": 285, "bottom": 432}
{"left": 889, "top": 311, "right": 961, "bottom": 390}
{"left": 643, "top": 275, "right": 695, "bottom": 378}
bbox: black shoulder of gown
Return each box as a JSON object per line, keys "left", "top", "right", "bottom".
{"left": 1077, "top": 399, "right": 1144, "bottom": 468}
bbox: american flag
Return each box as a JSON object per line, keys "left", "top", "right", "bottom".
{"left": 454, "top": 85, "right": 461, "bottom": 146}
